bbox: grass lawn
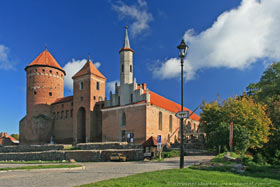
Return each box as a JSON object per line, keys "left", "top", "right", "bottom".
{"left": 0, "top": 164, "right": 82, "bottom": 171}
{"left": 80, "top": 168, "right": 280, "bottom": 187}
{"left": 0, "top": 160, "right": 69, "bottom": 164}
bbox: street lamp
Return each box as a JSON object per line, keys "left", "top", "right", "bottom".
{"left": 177, "top": 39, "right": 189, "bottom": 169}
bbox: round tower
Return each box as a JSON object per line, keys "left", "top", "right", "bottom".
{"left": 25, "top": 49, "right": 65, "bottom": 116}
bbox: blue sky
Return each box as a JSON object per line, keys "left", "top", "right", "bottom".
{"left": 1, "top": 0, "right": 279, "bottom": 134}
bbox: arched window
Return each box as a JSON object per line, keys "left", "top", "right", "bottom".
{"left": 121, "top": 112, "right": 126, "bottom": 126}
{"left": 159, "top": 111, "right": 162, "bottom": 130}
{"left": 169, "top": 115, "right": 172, "bottom": 133}
{"left": 99, "top": 96, "right": 102, "bottom": 101}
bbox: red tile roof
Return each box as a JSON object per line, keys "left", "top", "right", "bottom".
{"left": 52, "top": 96, "right": 73, "bottom": 105}
{"left": 73, "top": 60, "right": 106, "bottom": 79}
{"left": 149, "top": 91, "right": 200, "bottom": 121}
{"left": 119, "top": 47, "right": 134, "bottom": 53}
{"left": 0, "top": 132, "right": 19, "bottom": 144}
{"left": 25, "top": 50, "right": 65, "bottom": 74}
{"left": 142, "top": 136, "right": 157, "bottom": 147}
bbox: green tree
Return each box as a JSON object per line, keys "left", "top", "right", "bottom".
{"left": 10, "top": 134, "right": 19, "bottom": 140}
{"left": 246, "top": 62, "right": 280, "bottom": 164}
{"left": 201, "top": 95, "right": 271, "bottom": 153}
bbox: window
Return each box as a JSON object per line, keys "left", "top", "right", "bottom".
{"left": 121, "top": 112, "right": 126, "bottom": 126}
{"left": 71, "top": 102, "right": 73, "bottom": 106}
{"left": 57, "top": 112, "right": 59, "bottom": 120}
{"left": 121, "top": 130, "right": 126, "bottom": 142}
{"left": 49, "top": 92, "right": 52, "bottom": 96}
{"left": 130, "top": 94, "right": 133, "bottom": 103}
{"left": 80, "top": 96, "right": 83, "bottom": 101}
{"left": 34, "top": 91, "right": 37, "bottom": 95}
{"left": 159, "top": 111, "right": 162, "bottom": 130}
{"left": 66, "top": 110, "right": 69, "bottom": 118}
{"left": 42, "top": 69, "right": 45, "bottom": 72}
{"left": 121, "top": 64, "right": 124, "bottom": 72}
{"left": 50, "top": 70, "right": 52, "bottom": 74}
{"left": 94, "top": 96, "right": 96, "bottom": 100}
{"left": 35, "top": 69, "right": 37, "bottom": 72}
{"left": 56, "top": 72, "right": 58, "bottom": 75}
{"left": 96, "top": 82, "right": 100, "bottom": 90}
{"left": 53, "top": 112, "right": 56, "bottom": 118}
{"left": 70, "top": 109, "right": 73, "bottom": 118}
{"left": 79, "top": 82, "right": 84, "bottom": 90}
{"left": 169, "top": 115, "right": 172, "bottom": 133}
{"left": 61, "top": 111, "right": 64, "bottom": 119}
{"left": 130, "top": 65, "right": 132, "bottom": 72}
{"left": 118, "top": 96, "right": 120, "bottom": 105}
{"left": 62, "top": 104, "right": 64, "bottom": 109}
{"left": 99, "top": 96, "right": 102, "bottom": 101}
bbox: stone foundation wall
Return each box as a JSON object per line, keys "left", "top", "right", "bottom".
{"left": 0, "top": 149, "right": 143, "bottom": 162}
{"left": 76, "top": 142, "right": 142, "bottom": 150}
{"left": 0, "top": 144, "right": 67, "bottom": 153}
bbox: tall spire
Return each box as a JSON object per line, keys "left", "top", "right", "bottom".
{"left": 123, "top": 26, "right": 130, "bottom": 48}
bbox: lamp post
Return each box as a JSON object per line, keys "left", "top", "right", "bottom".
{"left": 177, "top": 39, "right": 189, "bottom": 169}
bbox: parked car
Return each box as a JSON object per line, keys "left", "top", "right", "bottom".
{"left": 110, "top": 153, "right": 127, "bottom": 162}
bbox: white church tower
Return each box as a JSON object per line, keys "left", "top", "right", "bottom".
{"left": 104, "top": 26, "right": 150, "bottom": 108}
{"left": 120, "top": 26, "right": 134, "bottom": 85}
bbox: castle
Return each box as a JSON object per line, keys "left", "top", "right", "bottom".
{"left": 19, "top": 27, "right": 200, "bottom": 145}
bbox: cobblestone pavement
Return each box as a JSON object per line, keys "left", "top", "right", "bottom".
{"left": 0, "top": 155, "right": 214, "bottom": 187}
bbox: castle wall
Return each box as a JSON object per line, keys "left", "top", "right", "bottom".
{"left": 51, "top": 100, "right": 73, "bottom": 144}
{"left": 101, "top": 103, "right": 146, "bottom": 144}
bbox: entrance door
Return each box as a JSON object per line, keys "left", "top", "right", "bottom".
{"left": 77, "top": 107, "right": 86, "bottom": 143}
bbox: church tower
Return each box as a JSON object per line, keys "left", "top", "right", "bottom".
{"left": 119, "top": 26, "right": 134, "bottom": 86}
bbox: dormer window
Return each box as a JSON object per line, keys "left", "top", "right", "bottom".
{"left": 79, "top": 82, "right": 84, "bottom": 90}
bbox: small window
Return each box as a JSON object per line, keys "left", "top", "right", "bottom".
{"left": 62, "top": 104, "right": 64, "bottom": 108}
{"left": 57, "top": 112, "right": 59, "bottom": 120}
{"left": 70, "top": 109, "right": 73, "bottom": 117}
{"left": 61, "top": 111, "right": 64, "bottom": 119}
{"left": 121, "top": 64, "right": 124, "bottom": 72}
{"left": 130, "top": 65, "right": 132, "bottom": 72}
{"left": 35, "top": 69, "right": 37, "bottom": 72}
{"left": 121, "top": 112, "right": 126, "bottom": 126}
{"left": 130, "top": 94, "right": 133, "bottom": 103}
{"left": 99, "top": 96, "right": 102, "bottom": 101}
{"left": 79, "top": 82, "right": 84, "bottom": 90}
{"left": 71, "top": 102, "right": 73, "bottom": 106}
{"left": 29, "top": 70, "right": 32, "bottom": 73}
{"left": 94, "top": 96, "right": 96, "bottom": 100}
{"left": 50, "top": 70, "right": 52, "bottom": 74}
{"left": 118, "top": 96, "right": 120, "bottom": 105}
{"left": 53, "top": 112, "right": 56, "bottom": 118}
{"left": 159, "top": 111, "right": 162, "bottom": 130}
{"left": 56, "top": 72, "right": 58, "bottom": 75}
{"left": 66, "top": 110, "right": 69, "bottom": 118}
{"left": 42, "top": 69, "right": 45, "bottom": 72}
{"left": 34, "top": 91, "right": 37, "bottom": 95}
{"left": 80, "top": 96, "right": 83, "bottom": 101}
{"left": 49, "top": 92, "right": 52, "bottom": 96}
{"left": 96, "top": 82, "right": 100, "bottom": 90}
{"left": 61, "top": 74, "right": 63, "bottom": 77}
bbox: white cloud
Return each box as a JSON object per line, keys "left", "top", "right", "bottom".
{"left": 63, "top": 59, "right": 101, "bottom": 90}
{"left": 153, "top": 0, "right": 280, "bottom": 80}
{"left": 112, "top": 0, "right": 153, "bottom": 37}
{"left": 106, "top": 80, "right": 120, "bottom": 94}
{"left": 0, "top": 45, "right": 13, "bottom": 70}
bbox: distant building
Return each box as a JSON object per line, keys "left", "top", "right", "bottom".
{"left": 0, "top": 132, "right": 19, "bottom": 146}
{"left": 19, "top": 27, "right": 200, "bottom": 145}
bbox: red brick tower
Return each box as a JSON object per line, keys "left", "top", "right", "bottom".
{"left": 25, "top": 49, "right": 65, "bottom": 116}
{"left": 72, "top": 57, "right": 106, "bottom": 143}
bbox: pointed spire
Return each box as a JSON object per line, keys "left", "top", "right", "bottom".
{"left": 123, "top": 26, "right": 130, "bottom": 48}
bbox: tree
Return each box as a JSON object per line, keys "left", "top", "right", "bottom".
{"left": 246, "top": 62, "right": 280, "bottom": 164}
{"left": 10, "top": 134, "right": 19, "bottom": 140}
{"left": 201, "top": 95, "right": 271, "bottom": 153}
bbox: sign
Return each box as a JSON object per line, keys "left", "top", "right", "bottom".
{"left": 229, "top": 122, "right": 234, "bottom": 150}
{"left": 157, "top": 135, "right": 161, "bottom": 151}
{"left": 175, "top": 111, "right": 189, "bottom": 119}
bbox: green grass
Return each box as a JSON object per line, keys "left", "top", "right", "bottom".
{"left": 0, "top": 160, "right": 69, "bottom": 164}
{"left": 79, "top": 168, "right": 280, "bottom": 187}
{"left": 0, "top": 164, "right": 82, "bottom": 171}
